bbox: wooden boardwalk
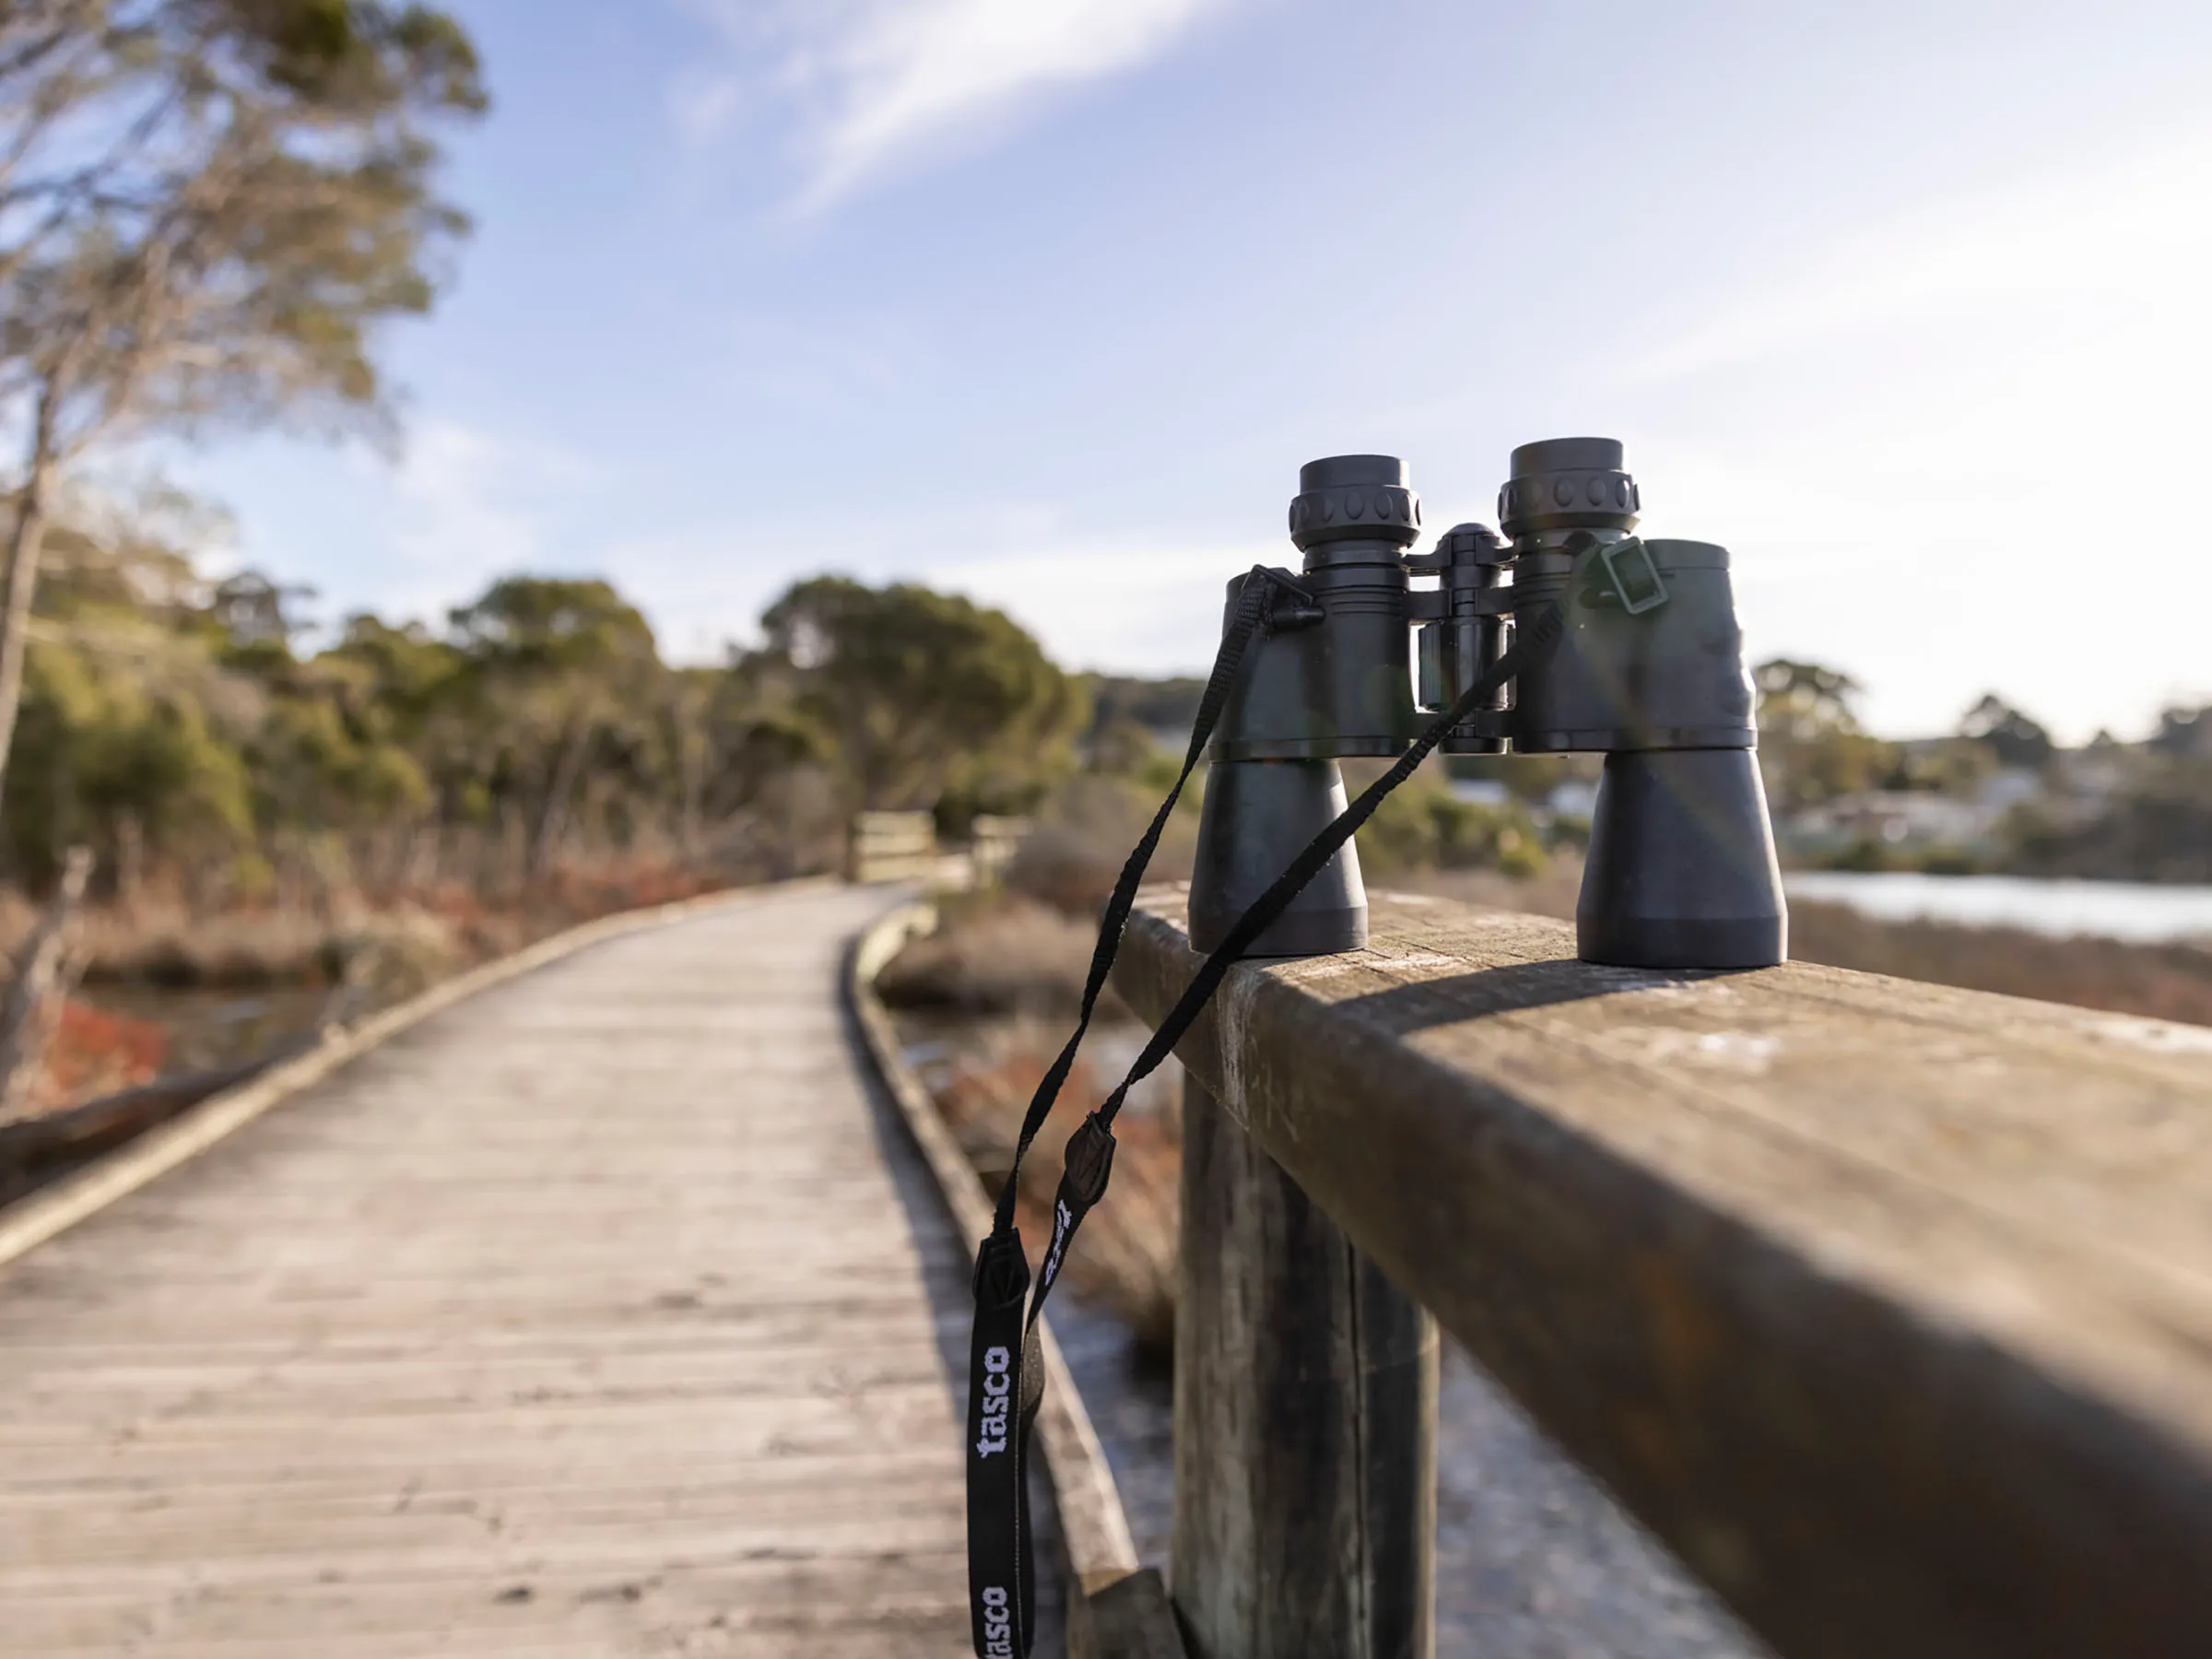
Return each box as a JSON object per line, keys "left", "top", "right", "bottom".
{"left": 0, "top": 885, "right": 970, "bottom": 1656}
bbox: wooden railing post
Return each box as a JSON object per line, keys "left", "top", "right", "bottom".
{"left": 1171, "top": 1073, "right": 1437, "bottom": 1659}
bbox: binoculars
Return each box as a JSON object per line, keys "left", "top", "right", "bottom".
{"left": 1189, "top": 437, "right": 1788, "bottom": 970}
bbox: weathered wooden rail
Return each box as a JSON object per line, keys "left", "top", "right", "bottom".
{"left": 1110, "top": 883, "right": 2212, "bottom": 1659}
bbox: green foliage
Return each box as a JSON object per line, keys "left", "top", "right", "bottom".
{"left": 1754, "top": 657, "right": 1900, "bottom": 809}
{"left": 1083, "top": 675, "right": 1204, "bottom": 739}
{"left": 1442, "top": 750, "right": 1594, "bottom": 806}
{"left": 1886, "top": 735, "right": 1998, "bottom": 797}
{"left": 447, "top": 578, "right": 656, "bottom": 676}
{"left": 0, "top": 1, "right": 488, "bottom": 818}
{"left": 2001, "top": 759, "right": 2212, "bottom": 883}
{"left": 9, "top": 627, "right": 255, "bottom": 879}
{"left": 742, "top": 576, "right": 1088, "bottom": 813}
{"left": 1354, "top": 773, "right": 1547, "bottom": 879}
{"left": 0, "top": 489, "right": 1112, "bottom": 892}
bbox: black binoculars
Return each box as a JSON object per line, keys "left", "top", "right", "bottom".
{"left": 1189, "top": 437, "right": 1788, "bottom": 970}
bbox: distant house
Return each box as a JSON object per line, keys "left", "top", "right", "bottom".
{"left": 2058, "top": 735, "right": 2134, "bottom": 803}
{"left": 1785, "top": 791, "right": 1996, "bottom": 853}
{"left": 1978, "top": 768, "right": 2043, "bottom": 812}
{"left": 1546, "top": 778, "right": 1599, "bottom": 824}
{"left": 1449, "top": 778, "right": 1512, "bottom": 808}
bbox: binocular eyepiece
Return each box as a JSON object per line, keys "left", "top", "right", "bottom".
{"left": 1189, "top": 438, "right": 1788, "bottom": 971}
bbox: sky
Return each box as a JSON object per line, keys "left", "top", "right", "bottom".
{"left": 173, "top": 0, "right": 2212, "bottom": 742}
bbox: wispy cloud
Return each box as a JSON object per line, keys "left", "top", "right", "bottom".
{"left": 676, "top": 0, "right": 1241, "bottom": 208}
{"left": 1630, "top": 129, "right": 2212, "bottom": 384}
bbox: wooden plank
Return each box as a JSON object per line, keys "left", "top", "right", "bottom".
{"left": 0, "top": 882, "right": 839, "bottom": 1277}
{"left": 0, "top": 884, "right": 967, "bottom": 1656}
{"left": 1111, "top": 884, "right": 2212, "bottom": 1659}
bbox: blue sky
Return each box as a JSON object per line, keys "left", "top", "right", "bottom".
{"left": 178, "top": 0, "right": 2212, "bottom": 740}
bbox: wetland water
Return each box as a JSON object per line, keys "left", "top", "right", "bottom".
{"left": 1785, "top": 871, "right": 2212, "bottom": 943}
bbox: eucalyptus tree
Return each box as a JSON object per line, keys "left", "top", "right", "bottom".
{"left": 1753, "top": 656, "right": 1899, "bottom": 810}
{"left": 0, "top": 0, "right": 485, "bottom": 812}
{"left": 743, "top": 576, "right": 1088, "bottom": 816}
{"left": 445, "top": 577, "right": 665, "bottom": 872}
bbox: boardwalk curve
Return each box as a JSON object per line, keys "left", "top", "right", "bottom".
{"left": 0, "top": 884, "right": 969, "bottom": 1656}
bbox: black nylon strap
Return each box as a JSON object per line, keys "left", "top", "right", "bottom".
{"left": 964, "top": 565, "right": 1305, "bottom": 1656}
{"left": 985, "top": 567, "right": 1300, "bottom": 1241}
{"left": 962, "top": 584, "right": 1565, "bottom": 1659}
{"left": 1020, "top": 601, "right": 1566, "bottom": 1335}
{"left": 965, "top": 1234, "right": 1031, "bottom": 1657}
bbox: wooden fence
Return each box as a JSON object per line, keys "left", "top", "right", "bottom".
{"left": 971, "top": 814, "right": 1031, "bottom": 884}
{"left": 1108, "top": 883, "right": 2212, "bottom": 1659}
{"left": 848, "top": 811, "right": 1030, "bottom": 886}
{"left": 849, "top": 810, "right": 939, "bottom": 883}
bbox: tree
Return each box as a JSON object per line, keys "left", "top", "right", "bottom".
{"left": 742, "top": 577, "right": 1087, "bottom": 813}
{"left": 5, "top": 480, "right": 255, "bottom": 886}
{"left": 1958, "top": 693, "right": 2054, "bottom": 770}
{"left": 1755, "top": 659, "right": 1862, "bottom": 743}
{"left": 1355, "top": 771, "right": 1546, "bottom": 879}
{"left": 447, "top": 577, "right": 661, "bottom": 871}
{"left": 2150, "top": 703, "right": 2212, "bottom": 762}
{"left": 0, "top": 0, "right": 485, "bottom": 813}
{"left": 1753, "top": 658, "right": 1896, "bottom": 810}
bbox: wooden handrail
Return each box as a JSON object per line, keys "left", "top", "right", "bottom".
{"left": 1110, "top": 883, "right": 2212, "bottom": 1659}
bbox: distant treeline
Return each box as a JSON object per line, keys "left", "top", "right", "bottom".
{"left": 18, "top": 486, "right": 2208, "bottom": 910}
{"left": 1755, "top": 659, "right": 2212, "bottom": 883}
{"left": 8, "top": 489, "right": 1088, "bottom": 904}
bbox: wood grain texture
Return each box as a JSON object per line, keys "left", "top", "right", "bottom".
{"left": 1171, "top": 1074, "right": 1436, "bottom": 1659}
{"left": 0, "top": 883, "right": 968, "bottom": 1656}
{"left": 0, "top": 883, "right": 839, "bottom": 1277}
{"left": 1110, "top": 884, "right": 2212, "bottom": 1659}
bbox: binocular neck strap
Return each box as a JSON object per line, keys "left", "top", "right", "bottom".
{"left": 964, "top": 564, "right": 1297, "bottom": 1659}
{"left": 963, "top": 591, "right": 1566, "bottom": 1659}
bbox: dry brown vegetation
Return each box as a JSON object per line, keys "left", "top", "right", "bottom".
{"left": 876, "top": 880, "right": 1181, "bottom": 1354}
{"left": 900, "top": 1012, "right": 1181, "bottom": 1357}
{"left": 873, "top": 890, "right": 1100, "bottom": 1018}
{"left": 1786, "top": 901, "right": 2212, "bottom": 1026}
